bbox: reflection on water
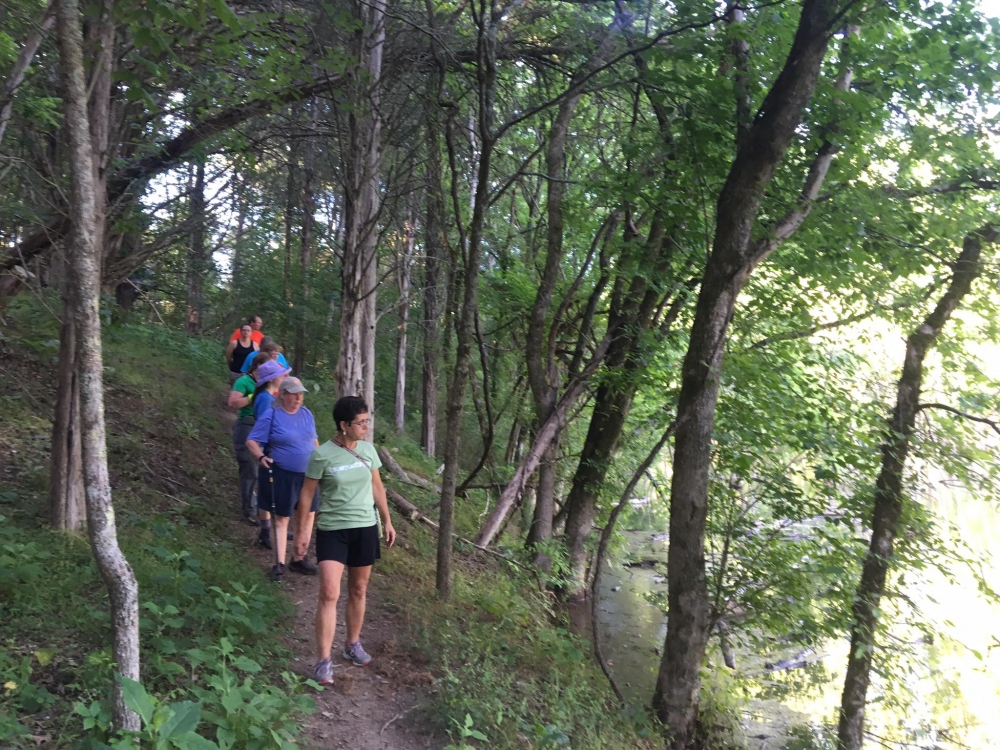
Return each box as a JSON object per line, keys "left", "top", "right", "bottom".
{"left": 596, "top": 487, "right": 1000, "bottom": 749}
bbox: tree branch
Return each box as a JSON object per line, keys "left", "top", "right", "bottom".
{"left": 916, "top": 403, "right": 1000, "bottom": 437}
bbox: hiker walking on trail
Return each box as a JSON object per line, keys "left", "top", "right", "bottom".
{"left": 227, "top": 356, "right": 265, "bottom": 525}
{"left": 225, "top": 324, "right": 259, "bottom": 384}
{"left": 249, "top": 359, "right": 289, "bottom": 546}
{"left": 246, "top": 375, "right": 320, "bottom": 581}
{"left": 294, "top": 396, "right": 396, "bottom": 686}
{"left": 229, "top": 315, "right": 265, "bottom": 345}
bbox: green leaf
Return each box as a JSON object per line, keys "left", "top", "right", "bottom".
{"left": 159, "top": 701, "right": 201, "bottom": 739}
{"left": 209, "top": 0, "right": 241, "bottom": 32}
{"left": 118, "top": 675, "right": 155, "bottom": 727}
{"left": 232, "top": 656, "right": 261, "bottom": 673}
{"left": 174, "top": 731, "right": 218, "bottom": 750}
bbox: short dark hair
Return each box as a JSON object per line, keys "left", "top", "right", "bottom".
{"left": 333, "top": 396, "right": 368, "bottom": 431}
{"left": 247, "top": 316, "right": 258, "bottom": 326}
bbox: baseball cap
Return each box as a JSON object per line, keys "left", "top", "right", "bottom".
{"left": 257, "top": 360, "right": 291, "bottom": 384}
{"left": 279, "top": 377, "right": 306, "bottom": 394}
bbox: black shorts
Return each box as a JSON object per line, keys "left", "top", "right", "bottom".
{"left": 316, "top": 525, "right": 381, "bottom": 567}
{"left": 257, "top": 465, "right": 320, "bottom": 517}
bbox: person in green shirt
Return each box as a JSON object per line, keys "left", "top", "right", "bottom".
{"left": 294, "top": 396, "right": 396, "bottom": 686}
{"left": 227, "top": 357, "right": 263, "bottom": 524}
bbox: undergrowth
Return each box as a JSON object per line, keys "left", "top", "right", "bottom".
{"left": 0, "top": 296, "right": 314, "bottom": 748}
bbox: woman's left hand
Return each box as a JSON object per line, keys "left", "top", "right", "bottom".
{"left": 384, "top": 521, "right": 396, "bottom": 548}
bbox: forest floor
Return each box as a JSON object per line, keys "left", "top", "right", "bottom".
{"left": 217, "top": 408, "right": 445, "bottom": 750}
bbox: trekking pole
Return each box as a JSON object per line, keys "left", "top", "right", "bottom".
{"left": 269, "top": 465, "right": 280, "bottom": 568}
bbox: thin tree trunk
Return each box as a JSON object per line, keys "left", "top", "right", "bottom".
{"left": 836, "top": 227, "right": 996, "bottom": 750}
{"left": 335, "top": 0, "right": 384, "bottom": 414}
{"left": 294, "top": 100, "right": 318, "bottom": 374}
{"left": 421, "top": 119, "right": 443, "bottom": 455}
{"left": 49, "top": 305, "right": 85, "bottom": 530}
{"left": 653, "top": 2, "right": 843, "bottom": 744}
{"left": 56, "top": 0, "right": 140, "bottom": 731}
{"left": 524, "top": 22, "right": 620, "bottom": 568}
{"left": 0, "top": 0, "right": 56, "bottom": 148}
{"left": 394, "top": 212, "right": 415, "bottom": 433}
{"left": 283, "top": 150, "right": 297, "bottom": 304}
{"left": 437, "top": 0, "right": 498, "bottom": 599}
{"left": 185, "top": 159, "right": 206, "bottom": 335}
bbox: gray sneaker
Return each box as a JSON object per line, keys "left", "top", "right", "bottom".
{"left": 342, "top": 641, "right": 372, "bottom": 666}
{"left": 314, "top": 657, "right": 333, "bottom": 686}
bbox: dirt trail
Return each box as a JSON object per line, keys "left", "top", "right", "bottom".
{"left": 220, "top": 406, "right": 446, "bottom": 749}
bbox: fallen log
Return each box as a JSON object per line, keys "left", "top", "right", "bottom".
{"left": 378, "top": 447, "right": 441, "bottom": 493}
{"left": 384, "top": 484, "right": 535, "bottom": 576}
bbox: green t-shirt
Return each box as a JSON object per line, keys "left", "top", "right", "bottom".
{"left": 306, "top": 440, "right": 382, "bottom": 531}
{"left": 233, "top": 374, "right": 256, "bottom": 419}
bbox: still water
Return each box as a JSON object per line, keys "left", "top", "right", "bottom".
{"left": 595, "top": 487, "right": 1000, "bottom": 749}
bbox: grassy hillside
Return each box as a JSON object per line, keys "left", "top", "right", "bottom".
{"left": 0, "top": 296, "right": 667, "bottom": 750}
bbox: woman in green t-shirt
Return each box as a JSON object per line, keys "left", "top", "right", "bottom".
{"left": 294, "top": 396, "right": 396, "bottom": 686}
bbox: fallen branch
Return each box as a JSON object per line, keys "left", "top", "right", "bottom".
{"left": 378, "top": 446, "right": 441, "bottom": 493}
{"left": 385, "top": 484, "right": 534, "bottom": 575}
{"left": 380, "top": 703, "right": 421, "bottom": 735}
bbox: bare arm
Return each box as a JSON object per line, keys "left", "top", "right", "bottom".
{"left": 228, "top": 388, "right": 250, "bottom": 410}
{"left": 225, "top": 340, "right": 237, "bottom": 367}
{"left": 245, "top": 439, "right": 272, "bottom": 469}
{"left": 372, "top": 470, "right": 395, "bottom": 547}
{"left": 295, "top": 477, "right": 320, "bottom": 558}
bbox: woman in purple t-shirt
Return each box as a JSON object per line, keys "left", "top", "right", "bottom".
{"left": 247, "top": 377, "right": 320, "bottom": 582}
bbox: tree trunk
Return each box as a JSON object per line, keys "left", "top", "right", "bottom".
{"left": 653, "top": 2, "right": 842, "bottom": 744}
{"left": 185, "top": 159, "right": 206, "bottom": 335}
{"left": 335, "top": 0, "right": 384, "bottom": 414}
{"left": 437, "top": 0, "right": 498, "bottom": 599}
{"left": 394, "top": 213, "right": 415, "bottom": 433}
{"left": 836, "top": 227, "right": 996, "bottom": 750}
{"left": 525, "top": 443, "right": 557, "bottom": 571}
{"left": 293, "top": 100, "right": 318, "bottom": 374}
{"left": 49, "top": 304, "right": 85, "bottom": 530}
{"left": 421, "top": 120, "right": 443, "bottom": 455}
{"left": 0, "top": 0, "right": 55, "bottom": 148}
{"left": 56, "top": 0, "right": 140, "bottom": 731}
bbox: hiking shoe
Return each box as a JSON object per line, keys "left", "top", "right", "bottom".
{"left": 342, "top": 641, "right": 372, "bottom": 666}
{"left": 314, "top": 657, "right": 334, "bottom": 687}
{"left": 243, "top": 513, "right": 260, "bottom": 527}
{"left": 268, "top": 563, "right": 285, "bottom": 582}
{"left": 289, "top": 556, "right": 317, "bottom": 575}
{"left": 258, "top": 527, "right": 273, "bottom": 549}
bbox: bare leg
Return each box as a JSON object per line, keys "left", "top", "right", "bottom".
{"left": 345, "top": 565, "right": 372, "bottom": 645}
{"left": 317, "top": 561, "right": 345, "bottom": 660}
{"left": 273, "top": 515, "right": 290, "bottom": 564}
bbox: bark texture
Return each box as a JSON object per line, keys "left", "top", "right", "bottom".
{"left": 653, "top": 2, "right": 844, "bottom": 745}
{"left": 56, "top": 0, "right": 140, "bottom": 731}
{"left": 49, "top": 307, "right": 85, "bottom": 530}
{"left": 394, "top": 214, "right": 415, "bottom": 433}
{"left": 420, "top": 118, "right": 443, "bottom": 456}
{"left": 185, "top": 160, "right": 207, "bottom": 335}
{"left": 335, "top": 0, "right": 385, "bottom": 414}
{"left": 836, "top": 227, "right": 996, "bottom": 750}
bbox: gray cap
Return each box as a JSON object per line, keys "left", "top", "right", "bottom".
{"left": 279, "top": 377, "right": 306, "bottom": 394}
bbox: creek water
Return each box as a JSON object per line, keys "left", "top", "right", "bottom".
{"left": 595, "top": 486, "right": 1000, "bottom": 749}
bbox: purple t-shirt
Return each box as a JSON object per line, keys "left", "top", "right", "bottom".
{"left": 247, "top": 406, "right": 317, "bottom": 473}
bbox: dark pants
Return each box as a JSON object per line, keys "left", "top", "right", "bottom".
{"left": 231, "top": 417, "right": 256, "bottom": 517}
